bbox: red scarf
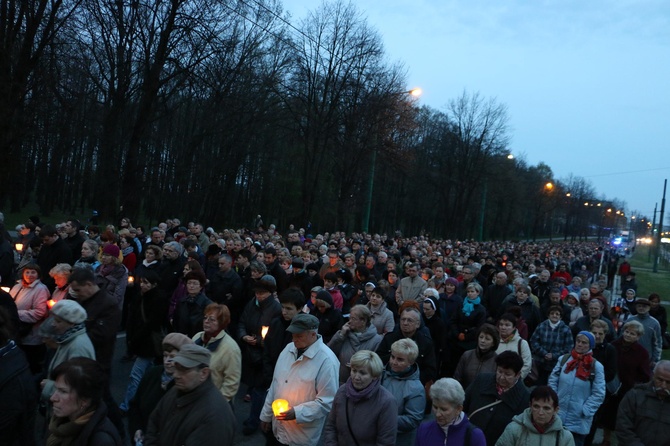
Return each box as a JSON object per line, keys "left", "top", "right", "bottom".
{"left": 564, "top": 349, "right": 593, "bottom": 380}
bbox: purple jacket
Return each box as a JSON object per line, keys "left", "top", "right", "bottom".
{"left": 415, "top": 416, "right": 486, "bottom": 446}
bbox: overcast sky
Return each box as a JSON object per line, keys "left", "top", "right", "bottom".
{"left": 281, "top": 0, "right": 670, "bottom": 225}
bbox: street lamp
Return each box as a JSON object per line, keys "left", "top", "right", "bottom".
{"left": 362, "top": 87, "right": 422, "bottom": 233}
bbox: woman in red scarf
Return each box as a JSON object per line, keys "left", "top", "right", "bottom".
{"left": 548, "top": 331, "right": 605, "bottom": 446}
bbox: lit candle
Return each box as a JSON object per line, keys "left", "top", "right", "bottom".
{"left": 128, "top": 276, "right": 135, "bottom": 285}
{"left": 47, "top": 299, "right": 56, "bottom": 309}
{"left": 272, "top": 399, "right": 290, "bottom": 416}
{"left": 261, "top": 326, "right": 269, "bottom": 339}
{"left": 15, "top": 243, "right": 24, "bottom": 252}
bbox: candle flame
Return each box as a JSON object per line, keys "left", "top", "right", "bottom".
{"left": 272, "top": 399, "right": 290, "bottom": 416}
{"left": 261, "top": 326, "right": 269, "bottom": 339}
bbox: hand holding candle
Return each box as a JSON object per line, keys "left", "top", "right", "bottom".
{"left": 272, "top": 399, "right": 289, "bottom": 416}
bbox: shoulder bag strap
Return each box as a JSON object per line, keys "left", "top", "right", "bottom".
{"left": 345, "top": 399, "right": 361, "bottom": 446}
{"left": 468, "top": 399, "right": 502, "bottom": 419}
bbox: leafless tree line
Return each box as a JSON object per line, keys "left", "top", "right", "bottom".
{"left": 1, "top": 0, "right": 625, "bottom": 239}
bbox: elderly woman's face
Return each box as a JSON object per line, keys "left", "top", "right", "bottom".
{"left": 496, "top": 366, "right": 520, "bottom": 390}
{"left": 203, "top": 312, "right": 221, "bottom": 336}
{"left": 423, "top": 301, "right": 435, "bottom": 318}
{"left": 53, "top": 273, "right": 70, "bottom": 288}
{"left": 389, "top": 350, "right": 413, "bottom": 373}
{"left": 592, "top": 327, "right": 606, "bottom": 344}
{"left": 622, "top": 327, "right": 641, "bottom": 344}
{"left": 575, "top": 335, "right": 591, "bottom": 354}
{"left": 348, "top": 312, "right": 366, "bottom": 332}
{"left": 433, "top": 400, "right": 462, "bottom": 427}
{"left": 350, "top": 364, "right": 374, "bottom": 390}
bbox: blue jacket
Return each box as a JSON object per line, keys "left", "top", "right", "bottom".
{"left": 548, "top": 353, "right": 605, "bottom": 434}
{"left": 381, "top": 363, "right": 425, "bottom": 446}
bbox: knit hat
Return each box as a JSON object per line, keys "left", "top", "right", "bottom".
{"left": 162, "top": 332, "right": 194, "bottom": 351}
{"left": 445, "top": 277, "right": 459, "bottom": 288}
{"left": 173, "top": 344, "right": 211, "bottom": 368}
{"left": 315, "top": 290, "right": 333, "bottom": 307}
{"left": 51, "top": 300, "right": 87, "bottom": 324}
{"left": 577, "top": 331, "right": 595, "bottom": 350}
{"left": 102, "top": 244, "right": 120, "bottom": 258}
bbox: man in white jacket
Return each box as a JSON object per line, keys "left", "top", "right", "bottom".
{"left": 260, "top": 314, "right": 339, "bottom": 446}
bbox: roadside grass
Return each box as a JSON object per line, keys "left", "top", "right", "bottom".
{"left": 2, "top": 203, "right": 73, "bottom": 229}
{"left": 629, "top": 245, "right": 670, "bottom": 360}
{"left": 628, "top": 244, "right": 670, "bottom": 298}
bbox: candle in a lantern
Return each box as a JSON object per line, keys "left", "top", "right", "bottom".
{"left": 261, "top": 326, "right": 269, "bottom": 339}
{"left": 15, "top": 243, "right": 24, "bottom": 252}
{"left": 272, "top": 399, "right": 290, "bottom": 416}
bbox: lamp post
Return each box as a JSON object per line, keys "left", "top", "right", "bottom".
{"left": 362, "top": 88, "right": 421, "bottom": 233}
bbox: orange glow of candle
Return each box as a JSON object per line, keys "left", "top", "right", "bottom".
{"left": 47, "top": 299, "right": 56, "bottom": 309}
{"left": 261, "top": 326, "right": 269, "bottom": 339}
{"left": 272, "top": 399, "right": 290, "bottom": 416}
{"left": 128, "top": 276, "right": 135, "bottom": 284}
{"left": 15, "top": 243, "right": 24, "bottom": 252}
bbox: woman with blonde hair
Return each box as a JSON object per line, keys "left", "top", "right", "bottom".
{"left": 324, "top": 350, "right": 398, "bottom": 446}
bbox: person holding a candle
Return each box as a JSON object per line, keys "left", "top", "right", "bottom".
{"left": 323, "top": 350, "right": 398, "bottom": 446}
{"left": 49, "top": 263, "right": 73, "bottom": 305}
{"left": 260, "top": 313, "right": 339, "bottom": 446}
{"left": 11, "top": 263, "right": 50, "bottom": 373}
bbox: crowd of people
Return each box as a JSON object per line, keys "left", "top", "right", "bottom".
{"left": 1, "top": 212, "right": 669, "bottom": 446}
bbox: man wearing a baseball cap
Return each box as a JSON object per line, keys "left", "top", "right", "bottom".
{"left": 144, "top": 344, "right": 234, "bottom": 446}
{"left": 259, "top": 313, "right": 339, "bottom": 446}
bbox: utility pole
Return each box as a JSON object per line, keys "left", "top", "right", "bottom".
{"left": 648, "top": 202, "right": 657, "bottom": 262}
{"left": 653, "top": 180, "right": 667, "bottom": 273}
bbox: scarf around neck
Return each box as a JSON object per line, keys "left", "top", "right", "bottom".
{"left": 564, "top": 349, "right": 594, "bottom": 380}
{"left": 47, "top": 410, "right": 94, "bottom": 446}
{"left": 345, "top": 377, "right": 381, "bottom": 403}
{"left": 54, "top": 322, "right": 86, "bottom": 344}
{"left": 462, "top": 296, "right": 481, "bottom": 316}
